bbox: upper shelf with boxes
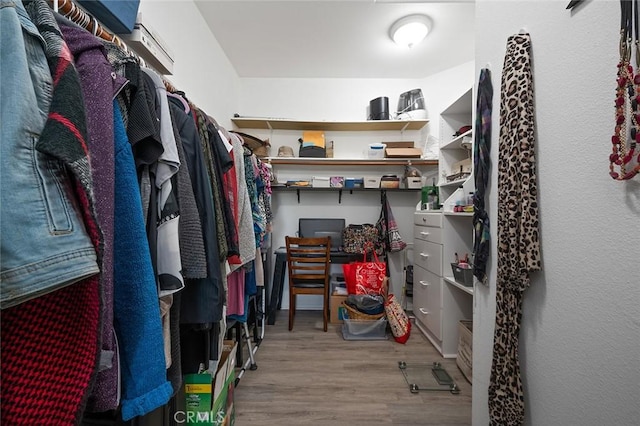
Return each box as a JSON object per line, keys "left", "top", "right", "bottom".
{"left": 231, "top": 117, "right": 432, "bottom": 163}
{"left": 232, "top": 117, "right": 437, "bottom": 200}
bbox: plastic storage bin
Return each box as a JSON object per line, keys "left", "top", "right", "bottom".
{"left": 451, "top": 263, "right": 473, "bottom": 286}
{"left": 367, "top": 143, "right": 386, "bottom": 159}
{"left": 341, "top": 318, "right": 388, "bottom": 340}
{"left": 380, "top": 175, "right": 400, "bottom": 189}
{"left": 312, "top": 176, "right": 330, "bottom": 188}
{"left": 344, "top": 178, "right": 364, "bottom": 189}
{"left": 405, "top": 177, "right": 423, "bottom": 189}
{"left": 363, "top": 176, "right": 381, "bottom": 188}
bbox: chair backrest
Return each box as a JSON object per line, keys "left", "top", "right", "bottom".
{"left": 285, "top": 236, "right": 331, "bottom": 285}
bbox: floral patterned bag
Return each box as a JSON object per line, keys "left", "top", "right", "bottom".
{"left": 385, "top": 293, "right": 411, "bottom": 344}
{"left": 342, "top": 224, "right": 382, "bottom": 254}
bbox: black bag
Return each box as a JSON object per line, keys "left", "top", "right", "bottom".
{"left": 299, "top": 145, "right": 326, "bottom": 158}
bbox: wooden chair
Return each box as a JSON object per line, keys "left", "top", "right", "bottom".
{"left": 285, "top": 236, "right": 331, "bottom": 332}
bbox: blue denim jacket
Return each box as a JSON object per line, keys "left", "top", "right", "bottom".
{"left": 0, "top": 0, "right": 99, "bottom": 309}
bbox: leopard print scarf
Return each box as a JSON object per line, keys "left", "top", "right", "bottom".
{"left": 489, "top": 33, "right": 541, "bottom": 426}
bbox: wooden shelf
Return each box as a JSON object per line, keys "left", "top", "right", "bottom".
{"left": 232, "top": 117, "right": 429, "bottom": 131}
{"left": 265, "top": 157, "right": 437, "bottom": 167}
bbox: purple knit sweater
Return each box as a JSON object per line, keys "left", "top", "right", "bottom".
{"left": 59, "top": 21, "right": 127, "bottom": 412}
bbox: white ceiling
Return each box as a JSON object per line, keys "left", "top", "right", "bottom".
{"left": 195, "top": 0, "right": 475, "bottom": 79}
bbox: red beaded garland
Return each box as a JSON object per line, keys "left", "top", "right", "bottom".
{"left": 610, "top": 35, "right": 640, "bottom": 180}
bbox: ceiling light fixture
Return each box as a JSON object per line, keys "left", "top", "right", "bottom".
{"left": 389, "top": 14, "right": 432, "bottom": 49}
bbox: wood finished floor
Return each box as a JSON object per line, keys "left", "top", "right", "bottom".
{"left": 233, "top": 310, "right": 471, "bottom": 426}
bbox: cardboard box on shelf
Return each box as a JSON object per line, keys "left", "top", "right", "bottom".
{"left": 330, "top": 294, "right": 348, "bottom": 324}
{"left": 384, "top": 141, "right": 421, "bottom": 158}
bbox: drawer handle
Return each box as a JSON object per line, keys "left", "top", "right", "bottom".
{"left": 419, "top": 308, "right": 430, "bottom": 315}
{"left": 419, "top": 253, "right": 429, "bottom": 258}
{"left": 420, "top": 231, "right": 430, "bottom": 236}
{"left": 419, "top": 280, "right": 430, "bottom": 286}
{"left": 422, "top": 217, "right": 426, "bottom": 222}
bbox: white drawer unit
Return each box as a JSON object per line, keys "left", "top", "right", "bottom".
{"left": 413, "top": 209, "right": 472, "bottom": 358}
{"left": 413, "top": 266, "right": 442, "bottom": 341}
{"left": 414, "top": 211, "right": 443, "bottom": 228}
{"left": 414, "top": 238, "right": 443, "bottom": 276}
{"left": 413, "top": 225, "right": 443, "bottom": 245}
{"left": 411, "top": 88, "right": 475, "bottom": 360}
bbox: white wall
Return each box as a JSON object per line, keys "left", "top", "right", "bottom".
{"left": 474, "top": 2, "right": 640, "bottom": 425}
{"left": 239, "top": 62, "right": 473, "bottom": 141}
{"left": 138, "top": 0, "right": 240, "bottom": 128}
{"left": 239, "top": 69, "right": 473, "bottom": 307}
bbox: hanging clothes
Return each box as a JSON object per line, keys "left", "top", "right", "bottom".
{"left": 142, "top": 68, "right": 184, "bottom": 298}
{"left": 473, "top": 68, "right": 494, "bottom": 285}
{"left": 1, "top": 0, "right": 102, "bottom": 423}
{"left": 58, "top": 16, "right": 129, "bottom": 412}
{"left": 205, "top": 117, "right": 239, "bottom": 260}
{"left": 223, "top": 132, "right": 243, "bottom": 268}
{"left": 251, "top": 154, "right": 268, "bottom": 244}
{"left": 112, "top": 102, "right": 173, "bottom": 421}
{"left": 244, "top": 145, "right": 262, "bottom": 248}
{"left": 167, "top": 100, "right": 207, "bottom": 280}
{"left": 172, "top": 100, "right": 224, "bottom": 325}
{"left": 0, "top": 0, "right": 99, "bottom": 310}
{"left": 488, "top": 33, "right": 542, "bottom": 426}
{"left": 191, "top": 110, "right": 230, "bottom": 261}
{"left": 229, "top": 132, "right": 257, "bottom": 270}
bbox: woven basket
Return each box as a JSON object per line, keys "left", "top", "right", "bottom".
{"left": 341, "top": 301, "right": 385, "bottom": 321}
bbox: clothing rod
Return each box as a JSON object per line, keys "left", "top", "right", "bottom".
{"left": 46, "top": 0, "right": 136, "bottom": 58}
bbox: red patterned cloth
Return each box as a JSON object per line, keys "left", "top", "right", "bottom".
{"left": 1, "top": 1, "right": 102, "bottom": 424}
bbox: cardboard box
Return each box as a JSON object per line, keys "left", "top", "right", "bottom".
{"left": 302, "top": 130, "right": 325, "bottom": 148}
{"left": 385, "top": 148, "right": 422, "bottom": 158}
{"left": 330, "top": 294, "right": 348, "bottom": 324}
{"left": 384, "top": 141, "right": 421, "bottom": 158}
{"left": 184, "top": 374, "right": 212, "bottom": 424}
{"left": 212, "top": 341, "right": 236, "bottom": 426}
{"left": 184, "top": 341, "right": 237, "bottom": 425}
{"left": 456, "top": 321, "right": 472, "bottom": 384}
{"left": 330, "top": 274, "right": 346, "bottom": 296}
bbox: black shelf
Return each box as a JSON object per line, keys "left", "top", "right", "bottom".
{"left": 272, "top": 185, "right": 420, "bottom": 203}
